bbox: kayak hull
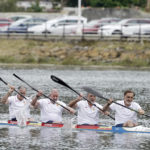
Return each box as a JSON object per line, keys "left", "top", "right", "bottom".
{"left": 74, "top": 124, "right": 150, "bottom": 133}
{"left": 1, "top": 121, "right": 150, "bottom": 133}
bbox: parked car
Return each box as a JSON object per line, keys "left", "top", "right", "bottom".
{"left": 0, "top": 18, "right": 13, "bottom": 27}
{"left": 9, "top": 15, "right": 32, "bottom": 21}
{"left": 82, "top": 18, "right": 120, "bottom": 34}
{"left": 28, "top": 16, "right": 87, "bottom": 34}
{"left": 1, "top": 17, "right": 47, "bottom": 33}
{"left": 49, "top": 24, "right": 84, "bottom": 35}
{"left": 98, "top": 18, "right": 150, "bottom": 36}
{"left": 122, "top": 24, "right": 150, "bottom": 36}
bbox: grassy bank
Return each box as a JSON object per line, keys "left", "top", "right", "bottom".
{"left": 0, "top": 39, "right": 150, "bottom": 68}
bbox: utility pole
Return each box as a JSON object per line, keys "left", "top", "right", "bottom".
{"left": 60, "top": 0, "right": 64, "bottom": 10}
{"left": 76, "top": 0, "right": 82, "bottom": 35}
{"left": 146, "top": 0, "right": 150, "bottom": 10}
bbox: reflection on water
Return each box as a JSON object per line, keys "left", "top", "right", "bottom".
{"left": 0, "top": 126, "right": 150, "bottom": 150}
{"left": 2, "top": 126, "right": 150, "bottom": 150}
{"left": 0, "top": 69, "right": 150, "bottom": 149}
{"left": 40, "top": 128, "right": 63, "bottom": 149}
{"left": 111, "top": 133, "right": 150, "bottom": 150}
{"left": 75, "top": 130, "right": 102, "bottom": 149}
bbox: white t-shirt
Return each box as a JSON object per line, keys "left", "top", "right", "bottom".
{"left": 109, "top": 100, "right": 141, "bottom": 125}
{"left": 38, "top": 98, "right": 66, "bottom": 123}
{"left": 8, "top": 95, "right": 31, "bottom": 120}
{"left": 76, "top": 100, "right": 103, "bottom": 125}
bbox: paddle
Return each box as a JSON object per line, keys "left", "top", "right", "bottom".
{"left": 0, "top": 77, "right": 27, "bottom": 99}
{"left": 51, "top": 75, "right": 115, "bottom": 120}
{"left": 82, "top": 86, "right": 150, "bottom": 118}
{"left": 13, "top": 73, "right": 72, "bottom": 112}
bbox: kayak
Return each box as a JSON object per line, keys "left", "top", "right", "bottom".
{"left": 1, "top": 121, "right": 150, "bottom": 134}
{"left": 0, "top": 120, "right": 64, "bottom": 128}
{"left": 73, "top": 124, "right": 150, "bottom": 134}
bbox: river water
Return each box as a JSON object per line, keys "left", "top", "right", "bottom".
{"left": 0, "top": 68, "right": 150, "bottom": 150}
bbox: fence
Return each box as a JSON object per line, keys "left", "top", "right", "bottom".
{"left": 0, "top": 23, "right": 150, "bottom": 42}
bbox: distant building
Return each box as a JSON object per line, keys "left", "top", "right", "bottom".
{"left": 17, "top": 0, "right": 53, "bottom": 11}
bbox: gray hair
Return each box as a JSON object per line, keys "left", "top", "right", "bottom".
{"left": 18, "top": 86, "right": 26, "bottom": 91}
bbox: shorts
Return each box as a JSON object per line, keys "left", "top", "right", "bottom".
{"left": 115, "top": 123, "right": 123, "bottom": 127}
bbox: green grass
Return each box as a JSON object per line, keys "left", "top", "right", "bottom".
{"left": 0, "top": 39, "right": 150, "bottom": 68}
{"left": 62, "top": 57, "right": 83, "bottom": 65}
{"left": 0, "top": 56, "right": 17, "bottom": 63}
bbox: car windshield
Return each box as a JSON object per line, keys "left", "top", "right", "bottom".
{"left": 86, "top": 20, "right": 100, "bottom": 27}
{"left": 117, "top": 19, "right": 130, "bottom": 25}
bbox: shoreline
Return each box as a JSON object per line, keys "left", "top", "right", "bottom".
{"left": 1, "top": 63, "right": 150, "bottom": 70}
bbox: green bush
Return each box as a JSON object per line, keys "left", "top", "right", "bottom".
{"left": 21, "top": 56, "right": 36, "bottom": 63}
{"left": 0, "top": 56, "right": 16, "bottom": 63}
{"left": 0, "top": 0, "right": 18, "bottom": 12}
{"left": 62, "top": 57, "right": 83, "bottom": 65}
{"left": 67, "top": 0, "right": 147, "bottom": 8}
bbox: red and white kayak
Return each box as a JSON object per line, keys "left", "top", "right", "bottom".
{"left": 0, "top": 120, "right": 63, "bottom": 128}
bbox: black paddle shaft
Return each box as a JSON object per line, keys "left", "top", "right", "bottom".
{"left": 83, "top": 86, "right": 150, "bottom": 118}
{"left": 0, "top": 77, "right": 27, "bottom": 99}
{"left": 13, "top": 74, "right": 71, "bottom": 112}
{"left": 51, "top": 75, "right": 115, "bottom": 120}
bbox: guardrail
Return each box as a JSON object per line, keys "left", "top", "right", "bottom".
{"left": 1, "top": 22, "right": 150, "bottom": 41}
{"left": 0, "top": 32, "right": 150, "bottom": 42}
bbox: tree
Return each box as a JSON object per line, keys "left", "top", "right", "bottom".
{"left": 0, "top": 0, "right": 18, "bottom": 12}
{"left": 66, "top": 0, "right": 147, "bottom": 8}
{"left": 30, "top": 0, "right": 43, "bottom": 12}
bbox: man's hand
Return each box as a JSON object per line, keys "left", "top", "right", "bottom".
{"left": 139, "top": 109, "right": 145, "bottom": 115}
{"left": 104, "top": 111, "right": 110, "bottom": 116}
{"left": 36, "top": 90, "right": 43, "bottom": 98}
{"left": 8, "top": 85, "right": 15, "bottom": 94}
{"left": 107, "top": 99, "right": 113, "bottom": 105}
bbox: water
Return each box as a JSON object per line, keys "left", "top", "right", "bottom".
{"left": 0, "top": 68, "right": 150, "bottom": 150}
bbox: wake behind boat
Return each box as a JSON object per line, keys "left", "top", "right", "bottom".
{"left": 1, "top": 120, "right": 150, "bottom": 134}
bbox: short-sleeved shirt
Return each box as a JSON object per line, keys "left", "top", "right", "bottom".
{"left": 38, "top": 98, "right": 66, "bottom": 123}
{"left": 8, "top": 95, "right": 31, "bottom": 120}
{"left": 76, "top": 100, "right": 103, "bottom": 125}
{"left": 109, "top": 100, "right": 141, "bottom": 125}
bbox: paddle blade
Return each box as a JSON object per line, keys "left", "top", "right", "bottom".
{"left": 13, "top": 73, "right": 23, "bottom": 82}
{"left": 51, "top": 75, "right": 71, "bottom": 89}
{"left": 51, "top": 75, "right": 80, "bottom": 96}
{"left": 82, "top": 86, "right": 109, "bottom": 101}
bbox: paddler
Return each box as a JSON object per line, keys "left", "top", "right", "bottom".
{"left": 103, "top": 90, "right": 145, "bottom": 127}
{"left": 1, "top": 85, "right": 32, "bottom": 121}
{"left": 31, "top": 89, "right": 75, "bottom": 124}
{"left": 68, "top": 92, "right": 109, "bottom": 125}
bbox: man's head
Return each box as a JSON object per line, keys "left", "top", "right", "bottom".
{"left": 87, "top": 93, "right": 96, "bottom": 103}
{"left": 17, "top": 86, "right": 26, "bottom": 101}
{"left": 124, "top": 90, "right": 135, "bottom": 106}
{"left": 50, "top": 89, "right": 59, "bottom": 101}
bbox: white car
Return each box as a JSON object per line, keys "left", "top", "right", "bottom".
{"left": 49, "top": 23, "right": 86, "bottom": 35}
{"left": 98, "top": 18, "right": 150, "bottom": 36}
{"left": 122, "top": 24, "right": 150, "bottom": 36}
{"left": 28, "top": 16, "right": 87, "bottom": 34}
